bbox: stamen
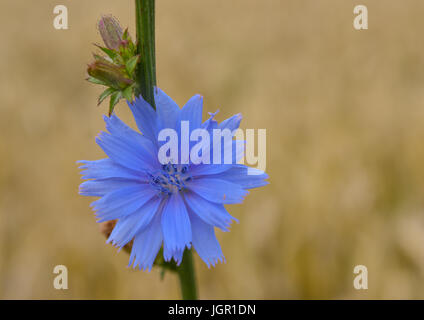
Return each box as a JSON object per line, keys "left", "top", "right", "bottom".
{"left": 149, "top": 164, "right": 192, "bottom": 196}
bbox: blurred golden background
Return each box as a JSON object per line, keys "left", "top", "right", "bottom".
{"left": 1, "top": 0, "right": 424, "bottom": 299}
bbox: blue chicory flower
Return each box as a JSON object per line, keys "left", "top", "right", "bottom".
{"left": 78, "top": 88, "right": 268, "bottom": 271}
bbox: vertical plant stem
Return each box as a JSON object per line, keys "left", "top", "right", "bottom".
{"left": 135, "top": 0, "right": 197, "bottom": 300}
{"left": 135, "top": 0, "right": 156, "bottom": 109}
{"left": 177, "top": 249, "right": 198, "bottom": 300}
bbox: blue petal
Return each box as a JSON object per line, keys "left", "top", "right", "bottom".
{"left": 188, "top": 139, "right": 245, "bottom": 175}
{"left": 179, "top": 94, "right": 203, "bottom": 131}
{"left": 104, "top": 114, "right": 157, "bottom": 154}
{"left": 79, "top": 178, "right": 144, "bottom": 197}
{"left": 107, "top": 198, "right": 162, "bottom": 249}
{"left": 183, "top": 191, "right": 237, "bottom": 231}
{"left": 201, "top": 110, "right": 219, "bottom": 131}
{"left": 127, "top": 96, "right": 158, "bottom": 143}
{"left": 96, "top": 131, "right": 157, "bottom": 172}
{"left": 78, "top": 159, "right": 146, "bottom": 180}
{"left": 155, "top": 87, "right": 180, "bottom": 132}
{"left": 189, "top": 164, "right": 232, "bottom": 176}
{"left": 187, "top": 178, "right": 248, "bottom": 204}
{"left": 215, "top": 139, "right": 245, "bottom": 167}
{"left": 226, "top": 140, "right": 245, "bottom": 164}
{"left": 129, "top": 210, "right": 163, "bottom": 271}
{"left": 102, "top": 114, "right": 158, "bottom": 167}
{"left": 177, "top": 95, "right": 204, "bottom": 164}
{"left": 163, "top": 246, "right": 184, "bottom": 266}
{"left": 104, "top": 114, "right": 143, "bottom": 143}
{"left": 189, "top": 209, "right": 224, "bottom": 268}
{"left": 161, "top": 194, "right": 192, "bottom": 256}
{"left": 210, "top": 164, "right": 269, "bottom": 189}
{"left": 92, "top": 184, "right": 157, "bottom": 222}
{"left": 218, "top": 113, "right": 242, "bottom": 132}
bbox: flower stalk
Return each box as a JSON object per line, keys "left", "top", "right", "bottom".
{"left": 135, "top": 0, "right": 156, "bottom": 109}
{"left": 177, "top": 249, "right": 198, "bottom": 300}
{"left": 134, "top": 0, "right": 197, "bottom": 300}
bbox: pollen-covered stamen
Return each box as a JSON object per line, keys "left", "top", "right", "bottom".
{"left": 148, "top": 164, "right": 192, "bottom": 195}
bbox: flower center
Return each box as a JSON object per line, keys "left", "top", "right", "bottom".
{"left": 148, "top": 164, "right": 192, "bottom": 195}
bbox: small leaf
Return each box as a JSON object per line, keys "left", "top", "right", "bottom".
{"left": 108, "top": 91, "right": 122, "bottom": 116}
{"left": 122, "top": 28, "right": 130, "bottom": 41}
{"left": 98, "top": 87, "right": 116, "bottom": 106}
{"left": 86, "top": 76, "right": 107, "bottom": 86}
{"left": 125, "top": 55, "right": 139, "bottom": 76}
{"left": 92, "top": 53, "right": 102, "bottom": 61}
{"left": 122, "top": 86, "right": 133, "bottom": 101}
{"left": 95, "top": 45, "right": 119, "bottom": 61}
{"left": 128, "top": 41, "right": 136, "bottom": 54}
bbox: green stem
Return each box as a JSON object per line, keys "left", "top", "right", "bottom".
{"left": 177, "top": 249, "right": 198, "bottom": 300}
{"left": 134, "top": 1, "right": 197, "bottom": 300}
{"left": 135, "top": 0, "right": 156, "bottom": 109}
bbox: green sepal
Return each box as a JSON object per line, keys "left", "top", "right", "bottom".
{"left": 108, "top": 91, "right": 122, "bottom": 116}
{"left": 95, "top": 46, "right": 117, "bottom": 60}
{"left": 98, "top": 87, "right": 116, "bottom": 106}
{"left": 122, "top": 28, "right": 131, "bottom": 41}
{"left": 125, "top": 55, "right": 139, "bottom": 76}
{"left": 86, "top": 76, "right": 108, "bottom": 86}
{"left": 122, "top": 85, "right": 133, "bottom": 101}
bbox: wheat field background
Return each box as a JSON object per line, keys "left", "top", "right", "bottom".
{"left": 1, "top": 0, "right": 424, "bottom": 299}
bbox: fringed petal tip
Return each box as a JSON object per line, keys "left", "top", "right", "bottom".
{"left": 127, "top": 259, "right": 154, "bottom": 272}
{"left": 231, "top": 215, "right": 240, "bottom": 225}
{"left": 127, "top": 250, "right": 154, "bottom": 272}
{"left": 76, "top": 160, "right": 90, "bottom": 178}
{"left": 220, "top": 215, "right": 239, "bottom": 231}
{"left": 163, "top": 243, "right": 192, "bottom": 266}
{"left": 205, "top": 255, "right": 226, "bottom": 269}
{"left": 78, "top": 184, "right": 89, "bottom": 196}
{"left": 208, "top": 110, "right": 219, "bottom": 118}
{"left": 76, "top": 160, "right": 87, "bottom": 166}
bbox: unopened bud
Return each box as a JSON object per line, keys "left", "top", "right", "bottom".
{"left": 98, "top": 15, "right": 123, "bottom": 50}
{"left": 87, "top": 59, "right": 133, "bottom": 90}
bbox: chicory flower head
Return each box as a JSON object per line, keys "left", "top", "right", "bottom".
{"left": 78, "top": 88, "right": 268, "bottom": 271}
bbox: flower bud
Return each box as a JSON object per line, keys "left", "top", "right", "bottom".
{"left": 98, "top": 15, "right": 123, "bottom": 50}
{"left": 87, "top": 59, "right": 133, "bottom": 90}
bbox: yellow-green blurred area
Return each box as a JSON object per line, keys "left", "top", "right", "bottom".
{"left": 1, "top": 0, "right": 424, "bottom": 299}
